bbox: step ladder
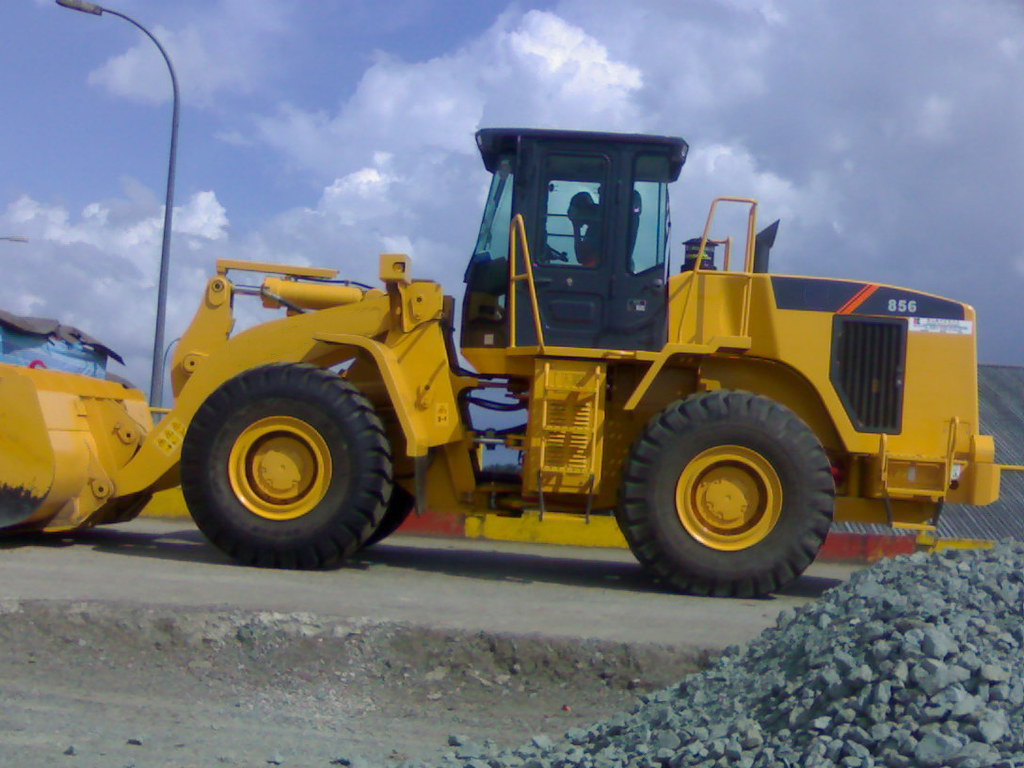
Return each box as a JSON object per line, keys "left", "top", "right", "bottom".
{"left": 523, "top": 359, "right": 605, "bottom": 498}
{"left": 876, "top": 430, "right": 953, "bottom": 547}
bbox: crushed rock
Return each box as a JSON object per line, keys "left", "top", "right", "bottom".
{"left": 422, "top": 544, "right": 1024, "bottom": 768}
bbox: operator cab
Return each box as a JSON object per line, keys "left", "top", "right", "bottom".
{"left": 461, "top": 128, "right": 687, "bottom": 355}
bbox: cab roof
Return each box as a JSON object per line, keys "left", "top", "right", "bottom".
{"left": 475, "top": 128, "right": 689, "bottom": 181}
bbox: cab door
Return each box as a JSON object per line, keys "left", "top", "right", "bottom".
{"left": 513, "top": 143, "right": 668, "bottom": 352}
{"left": 523, "top": 150, "right": 612, "bottom": 349}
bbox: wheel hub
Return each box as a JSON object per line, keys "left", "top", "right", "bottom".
{"left": 229, "top": 416, "right": 332, "bottom": 521}
{"left": 251, "top": 436, "right": 314, "bottom": 501}
{"left": 675, "top": 445, "right": 783, "bottom": 550}
{"left": 697, "top": 467, "right": 758, "bottom": 527}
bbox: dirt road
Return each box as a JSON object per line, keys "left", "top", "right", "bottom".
{"left": 0, "top": 519, "right": 860, "bottom": 767}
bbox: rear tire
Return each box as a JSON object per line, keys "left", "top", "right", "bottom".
{"left": 363, "top": 485, "right": 415, "bottom": 547}
{"left": 617, "top": 390, "right": 834, "bottom": 597}
{"left": 181, "top": 363, "right": 392, "bottom": 569}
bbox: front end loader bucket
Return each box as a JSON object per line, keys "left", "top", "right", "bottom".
{"left": 0, "top": 363, "right": 154, "bottom": 533}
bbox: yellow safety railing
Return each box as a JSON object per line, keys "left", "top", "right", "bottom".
{"left": 693, "top": 197, "right": 759, "bottom": 273}
{"left": 508, "top": 213, "right": 547, "bottom": 350}
{"left": 690, "top": 197, "right": 759, "bottom": 341}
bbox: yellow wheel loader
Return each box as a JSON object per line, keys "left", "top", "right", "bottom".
{"left": 0, "top": 128, "right": 1003, "bottom": 596}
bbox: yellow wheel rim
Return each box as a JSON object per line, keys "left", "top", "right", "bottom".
{"left": 675, "top": 445, "right": 783, "bottom": 550}
{"left": 228, "top": 416, "right": 333, "bottom": 521}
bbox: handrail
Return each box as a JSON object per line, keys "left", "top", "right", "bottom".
{"left": 694, "top": 197, "right": 759, "bottom": 273}
{"left": 508, "top": 214, "right": 547, "bottom": 350}
{"left": 691, "top": 197, "right": 760, "bottom": 343}
{"left": 943, "top": 417, "right": 960, "bottom": 489}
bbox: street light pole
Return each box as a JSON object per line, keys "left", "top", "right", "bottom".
{"left": 56, "top": 0, "right": 179, "bottom": 408}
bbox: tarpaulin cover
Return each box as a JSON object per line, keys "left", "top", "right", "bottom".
{"left": 0, "top": 309, "right": 123, "bottom": 378}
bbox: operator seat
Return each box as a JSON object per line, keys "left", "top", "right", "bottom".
{"left": 567, "top": 191, "right": 602, "bottom": 267}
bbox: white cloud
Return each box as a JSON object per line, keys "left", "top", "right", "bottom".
{"left": 0, "top": 188, "right": 231, "bottom": 387}
{"left": 245, "top": 4, "right": 816, "bottom": 290}
{"left": 241, "top": 149, "right": 469, "bottom": 289}
{"left": 256, "top": 9, "right": 646, "bottom": 177}
{"left": 998, "top": 36, "right": 1023, "bottom": 60}
{"left": 86, "top": 0, "right": 290, "bottom": 106}
{"left": 7, "top": 189, "right": 227, "bottom": 265}
{"left": 174, "top": 191, "right": 229, "bottom": 241}
{"left": 318, "top": 162, "right": 400, "bottom": 227}
{"left": 506, "top": 10, "right": 642, "bottom": 98}
{"left": 240, "top": 8, "right": 660, "bottom": 292}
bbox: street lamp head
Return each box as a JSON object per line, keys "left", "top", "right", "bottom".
{"left": 56, "top": 0, "right": 104, "bottom": 15}
{"left": 0, "top": 236, "right": 29, "bottom": 243}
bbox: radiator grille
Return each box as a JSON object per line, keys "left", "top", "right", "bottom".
{"left": 831, "top": 317, "right": 906, "bottom": 433}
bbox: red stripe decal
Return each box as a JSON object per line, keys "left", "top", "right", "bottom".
{"left": 837, "top": 284, "right": 879, "bottom": 315}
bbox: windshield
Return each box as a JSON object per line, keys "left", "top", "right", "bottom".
{"left": 469, "top": 158, "right": 513, "bottom": 271}
{"left": 462, "top": 158, "right": 514, "bottom": 350}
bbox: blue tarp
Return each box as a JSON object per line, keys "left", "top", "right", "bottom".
{"left": 0, "top": 326, "right": 106, "bottom": 377}
{"left": 0, "top": 310, "right": 121, "bottom": 378}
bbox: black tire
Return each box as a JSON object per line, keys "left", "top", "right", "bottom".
{"left": 180, "top": 363, "right": 392, "bottom": 569}
{"left": 363, "top": 484, "right": 415, "bottom": 548}
{"left": 617, "top": 390, "right": 834, "bottom": 597}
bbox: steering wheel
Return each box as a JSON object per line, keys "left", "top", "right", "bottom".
{"left": 540, "top": 244, "right": 569, "bottom": 264}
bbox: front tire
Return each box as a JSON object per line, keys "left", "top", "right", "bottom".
{"left": 181, "top": 363, "right": 392, "bottom": 569}
{"left": 617, "top": 390, "right": 834, "bottom": 597}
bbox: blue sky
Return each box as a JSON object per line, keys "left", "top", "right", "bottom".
{"left": 2, "top": 0, "right": 1023, "bottom": 394}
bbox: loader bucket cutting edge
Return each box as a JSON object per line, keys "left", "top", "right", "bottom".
{"left": 0, "top": 485, "right": 48, "bottom": 527}
{"left": 0, "top": 366, "right": 55, "bottom": 526}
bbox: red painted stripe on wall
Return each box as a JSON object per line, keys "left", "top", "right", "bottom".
{"left": 396, "top": 508, "right": 466, "bottom": 537}
{"left": 818, "top": 531, "right": 916, "bottom": 562}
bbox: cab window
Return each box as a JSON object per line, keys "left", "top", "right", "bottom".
{"left": 540, "top": 154, "right": 608, "bottom": 268}
{"left": 628, "top": 154, "right": 671, "bottom": 275}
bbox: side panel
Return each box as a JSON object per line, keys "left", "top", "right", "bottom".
{"left": 664, "top": 269, "right": 993, "bottom": 515}
{"left": 667, "top": 271, "right": 983, "bottom": 460}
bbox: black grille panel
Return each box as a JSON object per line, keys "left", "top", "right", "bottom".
{"left": 831, "top": 317, "right": 906, "bottom": 433}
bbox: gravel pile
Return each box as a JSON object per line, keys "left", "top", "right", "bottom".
{"left": 425, "top": 544, "right": 1024, "bottom": 768}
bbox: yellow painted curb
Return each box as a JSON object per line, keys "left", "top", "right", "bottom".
{"left": 141, "top": 486, "right": 190, "bottom": 519}
{"left": 465, "top": 510, "right": 628, "bottom": 548}
{"left": 915, "top": 531, "right": 995, "bottom": 552}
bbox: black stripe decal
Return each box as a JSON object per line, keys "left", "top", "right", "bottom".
{"left": 771, "top": 277, "right": 965, "bottom": 320}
